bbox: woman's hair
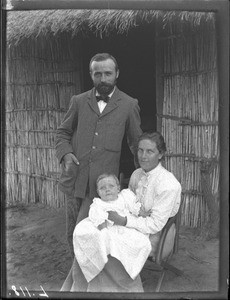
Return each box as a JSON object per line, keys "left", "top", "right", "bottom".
{"left": 89, "top": 53, "right": 119, "bottom": 72}
{"left": 138, "top": 131, "right": 167, "bottom": 156}
{"left": 96, "top": 173, "right": 120, "bottom": 188}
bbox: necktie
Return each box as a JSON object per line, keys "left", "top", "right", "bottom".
{"left": 96, "top": 95, "right": 110, "bottom": 103}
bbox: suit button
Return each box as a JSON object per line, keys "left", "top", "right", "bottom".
{"left": 92, "top": 146, "right": 96, "bottom": 149}
{"left": 95, "top": 132, "right": 98, "bottom": 136}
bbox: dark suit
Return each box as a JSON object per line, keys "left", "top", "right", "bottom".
{"left": 55, "top": 86, "right": 142, "bottom": 256}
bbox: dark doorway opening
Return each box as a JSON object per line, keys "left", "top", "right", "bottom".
{"left": 80, "top": 23, "right": 157, "bottom": 177}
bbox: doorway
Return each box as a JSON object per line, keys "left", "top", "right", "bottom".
{"left": 80, "top": 23, "right": 157, "bottom": 177}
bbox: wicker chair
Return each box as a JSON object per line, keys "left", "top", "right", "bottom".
{"left": 119, "top": 172, "right": 183, "bottom": 292}
{"left": 143, "top": 211, "right": 183, "bottom": 292}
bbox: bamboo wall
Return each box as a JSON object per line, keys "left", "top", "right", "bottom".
{"left": 5, "top": 17, "right": 219, "bottom": 228}
{"left": 5, "top": 33, "right": 82, "bottom": 207}
{"left": 156, "top": 19, "right": 219, "bottom": 227}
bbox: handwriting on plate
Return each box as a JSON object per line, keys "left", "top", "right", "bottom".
{"left": 9, "top": 285, "right": 48, "bottom": 298}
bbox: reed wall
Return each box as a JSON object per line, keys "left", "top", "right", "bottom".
{"left": 5, "top": 33, "right": 82, "bottom": 207}
{"left": 5, "top": 17, "right": 219, "bottom": 228}
{"left": 157, "top": 20, "right": 219, "bottom": 227}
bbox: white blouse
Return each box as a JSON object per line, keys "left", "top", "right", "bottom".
{"left": 126, "top": 163, "right": 181, "bottom": 235}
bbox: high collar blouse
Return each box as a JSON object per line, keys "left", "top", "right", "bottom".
{"left": 127, "top": 163, "right": 181, "bottom": 235}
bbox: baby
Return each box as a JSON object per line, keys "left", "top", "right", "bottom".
{"left": 89, "top": 173, "right": 141, "bottom": 231}
{"left": 73, "top": 173, "right": 152, "bottom": 283}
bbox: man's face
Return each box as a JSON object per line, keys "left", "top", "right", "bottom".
{"left": 97, "top": 176, "right": 120, "bottom": 202}
{"left": 90, "top": 58, "right": 119, "bottom": 95}
{"left": 137, "top": 139, "right": 163, "bottom": 172}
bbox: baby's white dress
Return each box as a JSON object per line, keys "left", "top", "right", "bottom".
{"left": 73, "top": 189, "right": 151, "bottom": 282}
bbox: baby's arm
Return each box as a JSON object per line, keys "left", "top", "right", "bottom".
{"left": 89, "top": 200, "right": 108, "bottom": 229}
{"left": 120, "top": 188, "right": 141, "bottom": 216}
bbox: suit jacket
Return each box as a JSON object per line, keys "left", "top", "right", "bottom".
{"left": 55, "top": 87, "right": 142, "bottom": 199}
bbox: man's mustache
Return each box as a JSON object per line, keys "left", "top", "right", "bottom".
{"left": 98, "top": 83, "right": 113, "bottom": 88}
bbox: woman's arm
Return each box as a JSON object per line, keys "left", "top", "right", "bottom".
{"left": 108, "top": 184, "right": 181, "bottom": 235}
{"left": 126, "top": 186, "right": 181, "bottom": 235}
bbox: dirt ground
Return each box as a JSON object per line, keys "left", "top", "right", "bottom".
{"left": 4, "top": 203, "right": 220, "bottom": 298}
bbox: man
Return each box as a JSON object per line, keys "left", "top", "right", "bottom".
{"left": 55, "top": 53, "right": 142, "bottom": 257}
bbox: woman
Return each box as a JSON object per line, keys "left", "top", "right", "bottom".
{"left": 109, "top": 131, "right": 181, "bottom": 259}
{"left": 60, "top": 131, "right": 181, "bottom": 293}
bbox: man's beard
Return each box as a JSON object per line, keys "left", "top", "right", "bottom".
{"left": 95, "top": 81, "right": 116, "bottom": 96}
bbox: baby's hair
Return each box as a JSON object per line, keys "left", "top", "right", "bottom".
{"left": 96, "top": 173, "right": 120, "bottom": 188}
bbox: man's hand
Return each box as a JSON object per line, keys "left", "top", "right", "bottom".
{"left": 62, "top": 153, "right": 79, "bottom": 171}
{"left": 108, "top": 211, "right": 127, "bottom": 226}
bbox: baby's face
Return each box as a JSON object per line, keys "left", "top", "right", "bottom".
{"left": 97, "top": 176, "right": 119, "bottom": 202}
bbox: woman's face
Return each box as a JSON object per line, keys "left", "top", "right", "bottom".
{"left": 137, "top": 139, "right": 163, "bottom": 172}
{"left": 97, "top": 176, "right": 119, "bottom": 202}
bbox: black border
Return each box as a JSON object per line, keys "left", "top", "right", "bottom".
{"left": 1, "top": 4, "right": 7, "bottom": 300}
{"left": 1, "top": 1, "right": 229, "bottom": 299}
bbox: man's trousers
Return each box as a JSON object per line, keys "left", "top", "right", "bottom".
{"left": 66, "top": 195, "right": 92, "bottom": 258}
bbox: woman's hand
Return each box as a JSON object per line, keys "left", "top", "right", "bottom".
{"left": 108, "top": 211, "right": 127, "bottom": 226}
{"left": 138, "top": 206, "right": 152, "bottom": 218}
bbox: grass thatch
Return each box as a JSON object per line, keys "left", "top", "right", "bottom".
{"left": 7, "top": 9, "right": 215, "bottom": 45}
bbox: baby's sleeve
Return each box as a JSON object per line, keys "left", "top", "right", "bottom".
{"left": 88, "top": 199, "right": 109, "bottom": 226}
{"left": 120, "top": 189, "right": 141, "bottom": 216}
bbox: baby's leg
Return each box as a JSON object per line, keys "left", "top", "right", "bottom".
{"left": 73, "top": 221, "right": 110, "bottom": 281}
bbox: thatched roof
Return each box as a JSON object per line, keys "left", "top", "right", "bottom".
{"left": 7, "top": 9, "right": 215, "bottom": 45}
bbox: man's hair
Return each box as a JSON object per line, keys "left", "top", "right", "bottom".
{"left": 89, "top": 53, "right": 119, "bottom": 72}
{"left": 96, "top": 173, "right": 120, "bottom": 188}
{"left": 138, "top": 131, "right": 167, "bottom": 155}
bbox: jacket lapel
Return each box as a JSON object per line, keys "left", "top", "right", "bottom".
{"left": 100, "top": 87, "right": 120, "bottom": 117}
{"left": 87, "top": 89, "right": 100, "bottom": 116}
{"left": 87, "top": 87, "right": 121, "bottom": 117}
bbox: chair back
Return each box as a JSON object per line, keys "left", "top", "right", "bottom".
{"left": 154, "top": 215, "right": 175, "bottom": 264}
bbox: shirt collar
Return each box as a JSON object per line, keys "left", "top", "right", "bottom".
{"left": 141, "top": 162, "right": 162, "bottom": 177}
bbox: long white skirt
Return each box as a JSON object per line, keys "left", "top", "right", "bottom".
{"left": 73, "top": 218, "right": 152, "bottom": 282}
